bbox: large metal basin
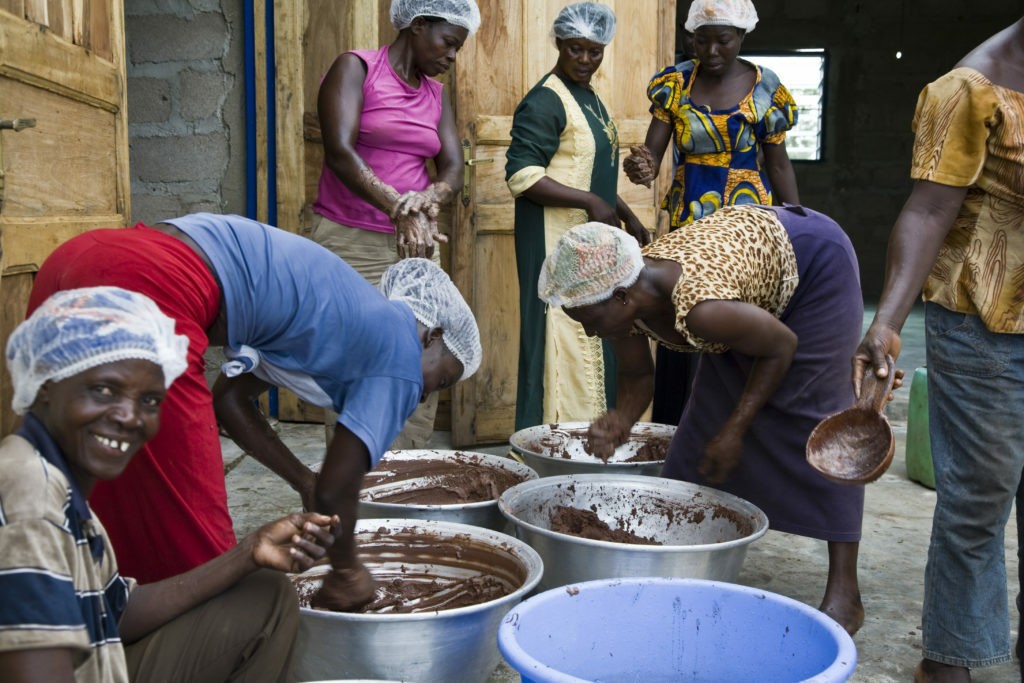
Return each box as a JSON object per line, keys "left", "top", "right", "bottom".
{"left": 498, "top": 474, "right": 767, "bottom": 591}
{"left": 358, "top": 450, "right": 538, "bottom": 531}
{"left": 291, "top": 518, "right": 543, "bottom": 683}
{"left": 509, "top": 421, "right": 674, "bottom": 477}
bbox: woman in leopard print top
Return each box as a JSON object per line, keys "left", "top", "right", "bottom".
{"left": 539, "top": 203, "right": 873, "bottom": 636}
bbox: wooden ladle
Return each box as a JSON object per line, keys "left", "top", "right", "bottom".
{"left": 806, "top": 355, "right": 897, "bottom": 485}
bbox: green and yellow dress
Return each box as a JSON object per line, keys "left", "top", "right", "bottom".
{"left": 506, "top": 71, "right": 619, "bottom": 430}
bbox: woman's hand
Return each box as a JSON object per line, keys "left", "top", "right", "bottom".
{"left": 311, "top": 563, "right": 378, "bottom": 612}
{"left": 297, "top": 469, "right": 318, "bottom": 513}
{"left": 394, "top": 211, "right": 447, "bottom": 259}
{"left": 585, "top": 196, "right": 621, "bottom": 227}
{"left": 623, "top": 144, "right": 656, "bottom": 188}
{"left": 586, "top": 410, "right": 634, "bottom": 462}
{"left": 697, "top": 429, "right": 744, "bottom": 484}
{"left": 390, "top": 182, "right": 453, "bottom": 260}
{"left": 250, "top": 512, "right": 339, "bottom": 573}
{"left": 391, "top": 185, "right": 443, "bottom": 222}
{"left": 622, "top": 213, "right": 652, "bottom": 246}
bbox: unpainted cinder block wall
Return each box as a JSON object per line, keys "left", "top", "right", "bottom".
{"left": 125, "top": 0, "right": 245, "bottom": 224}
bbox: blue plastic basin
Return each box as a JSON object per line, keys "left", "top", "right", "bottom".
{"left": 498, "top": 577, "right": 856, "bottom": 682}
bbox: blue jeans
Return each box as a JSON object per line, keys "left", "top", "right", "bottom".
{"left": 921, "top": 302, "right": 1024, "bottom": 668}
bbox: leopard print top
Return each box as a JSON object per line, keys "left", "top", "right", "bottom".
{"left": 636, "top": 205, "right": 799, "bottom": 352}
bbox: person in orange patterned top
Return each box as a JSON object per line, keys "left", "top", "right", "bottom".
{"left": 854, "top": 16, "right": 1024, "bottom": 683}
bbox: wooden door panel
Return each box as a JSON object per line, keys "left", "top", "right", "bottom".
{"left": 0, "top": 11, "right": 120, "bottom": 97}
{"left": 0, "top": 79, "right": 119, "bottom": 216}
{"left": 467, "top": 215, "right": 518, "bottom": 440}
{"left": 0, "top": 2, "right": 128, "bottom": 435}
{"left": 0, "top": 271, "right": 31, "bottom": 433}
{"left": 451, "top": 0, "right": 674, "bottom": 446}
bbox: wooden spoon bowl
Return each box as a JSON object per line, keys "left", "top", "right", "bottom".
{"left": 806, "top": 356, "right": 896, "bottom": 485}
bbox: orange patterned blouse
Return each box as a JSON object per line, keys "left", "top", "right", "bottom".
{"left": 912, "top": 67, "right": 1024, "bottom": 333}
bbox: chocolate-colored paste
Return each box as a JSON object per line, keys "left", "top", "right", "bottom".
{"left": 529, "top": 425, "right": 669, "bottom": 464}
{"left": 293, "top": 527, "right": 526, "bottom": 614}
{"left": 631, "top": 439, "right": 669, "bottom": 462}
{"left": 549, "top": 504, "right": 662, "bottom": 545}
{"left": 361, "top": 453, "right": 527, "bottom": 504}
{"left": 537, "top": 483, "right": 757, "bottom": 543}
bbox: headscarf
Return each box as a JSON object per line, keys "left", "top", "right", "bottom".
{"left": 684, "top": 0, "right": 758, "bottom": 33}
{"left": 390, "top": 0, "right": 482, "bottom": 35}
{"left": 379, "top": 258, "right": 483, "bottom": 381}
{"left": 552, "top": 2, "right": 617, "bottom": 45}
{"left": 538, "top": 222, "right": 644, "bottom": 308}
{"left": 6, "top": 286, "right": 189, "bottom": 415}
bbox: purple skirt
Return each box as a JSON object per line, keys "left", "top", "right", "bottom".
{"left": 661, "top": 205, "right": 865, "bottom": 542}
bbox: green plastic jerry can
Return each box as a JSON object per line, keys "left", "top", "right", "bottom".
{"left": 905, "top": 366, "right": 935, "bottom": 489}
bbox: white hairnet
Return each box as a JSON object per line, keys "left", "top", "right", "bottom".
{"left": 538, "top": 223, "right": 644, "bottom": 308}
{"left": 390, "top": 0, "right": 481, "bottom": 35}
{"left": 379, "top": 258, "right": 482, "bottom": 382}
{"left": 685, "top": 0, "right": 758, "bottom": 33}
{"left": 6, "top": 286, "right": 189, "bottom": 415}
{"left": 552, "top": 2, "right": 616, "bottom": 45}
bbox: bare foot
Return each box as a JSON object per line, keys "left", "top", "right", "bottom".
{"left": 913, "top": 659, "right": 971, "bottom": 682}
{"left": 819, "top": 590, "right": 864, "bottom": 636}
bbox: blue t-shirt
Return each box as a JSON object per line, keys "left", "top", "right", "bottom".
{"left": 166, "top": 213, "right": 422, "bottom": 464}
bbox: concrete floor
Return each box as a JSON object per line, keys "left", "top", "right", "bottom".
{"left": 223, "top": 306, "right": 1021, "bottom": 682}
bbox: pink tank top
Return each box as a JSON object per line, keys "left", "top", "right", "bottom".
{"left": 313, "top": 44, "right": 444, "bottom": 233}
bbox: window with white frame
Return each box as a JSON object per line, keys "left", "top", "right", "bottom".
{"left": 745, "top": 50, "right": 827, "bottom": 161}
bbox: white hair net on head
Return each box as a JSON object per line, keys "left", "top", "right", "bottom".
{"left": 390, "top": 0, "right": 481, "bottom": 35}
{"left": 379, "top": 258, "right": 482, "bottom": 381}
{"left": 6, "top": 286, "right": 189, "bottom": 415}
{"left": 538, "top": 222, "right": 644, "bottom": 309}
{"left": 685, "top": 0, "right": 758, "bottom": 33}
{"left": 552, "top": 2, "right": 616, "bottom": 45}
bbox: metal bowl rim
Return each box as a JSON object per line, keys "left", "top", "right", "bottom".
{"left": 497, "top": 473, "right": 769, "bottom": 553}
{"left": 295, "top": 517, "right": 544, "bottom": 622}
{"left": 514, "top": 449, "right": 665, "bottom": 472}
{"left": 509, "top": 421, "right": 674, "bottom": 466}
{"left": 359, "top": 450, "right": 540, "bottom": 510}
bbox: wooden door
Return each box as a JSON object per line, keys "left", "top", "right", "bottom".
{"left": 0, "top": 1, "right": 130, "bottom": 436}
{"left": 450, "top": 0, "right": 675, "bottom": 445}
{"left": 268, "top": 0, "right": 396, "bottom": 424}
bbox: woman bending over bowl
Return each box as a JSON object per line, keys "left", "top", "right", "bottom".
{"left": 538, "top": 204, "right": 902, "bottom": 635}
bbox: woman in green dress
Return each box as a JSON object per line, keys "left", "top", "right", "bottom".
{"left": 505, "top": 1, "right": 648, "bottom": 431}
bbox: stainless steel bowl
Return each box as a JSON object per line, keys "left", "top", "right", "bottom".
{"left": 498, "top": 474, "right": 768, "bottom": 591}
{"left": 291, "top": 518, "right": 544, "bottom": 683}
{"left": 358, "top": 450, "right": 538, "bottom": 531}
{"left": 509, "top": 421, "right": 675, "bottom": 477}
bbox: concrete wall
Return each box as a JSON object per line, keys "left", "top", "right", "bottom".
{"left": 125, "top": 0, "right": 245, "bottom": 224}
{"left": 676, "top": 0, "right": 1024, "bottom": 297}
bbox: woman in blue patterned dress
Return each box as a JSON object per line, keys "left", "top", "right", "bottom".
{"left": 623, "top": 0, "right": 800, "bottom": 426}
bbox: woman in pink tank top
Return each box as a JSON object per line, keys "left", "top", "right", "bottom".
{"left": 312, "top": 0, "right": 480, "bottom": 260}
{"left": 308, "top": 0, "right": 481, "bottom": 453}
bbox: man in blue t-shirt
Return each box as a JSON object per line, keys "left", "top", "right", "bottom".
{"left": 27, "top": 213, "right": 482, "bottom": 610}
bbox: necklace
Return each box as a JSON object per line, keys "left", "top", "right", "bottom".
{"left": 583, "top": 97, "right": 618, "bottom": 165}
